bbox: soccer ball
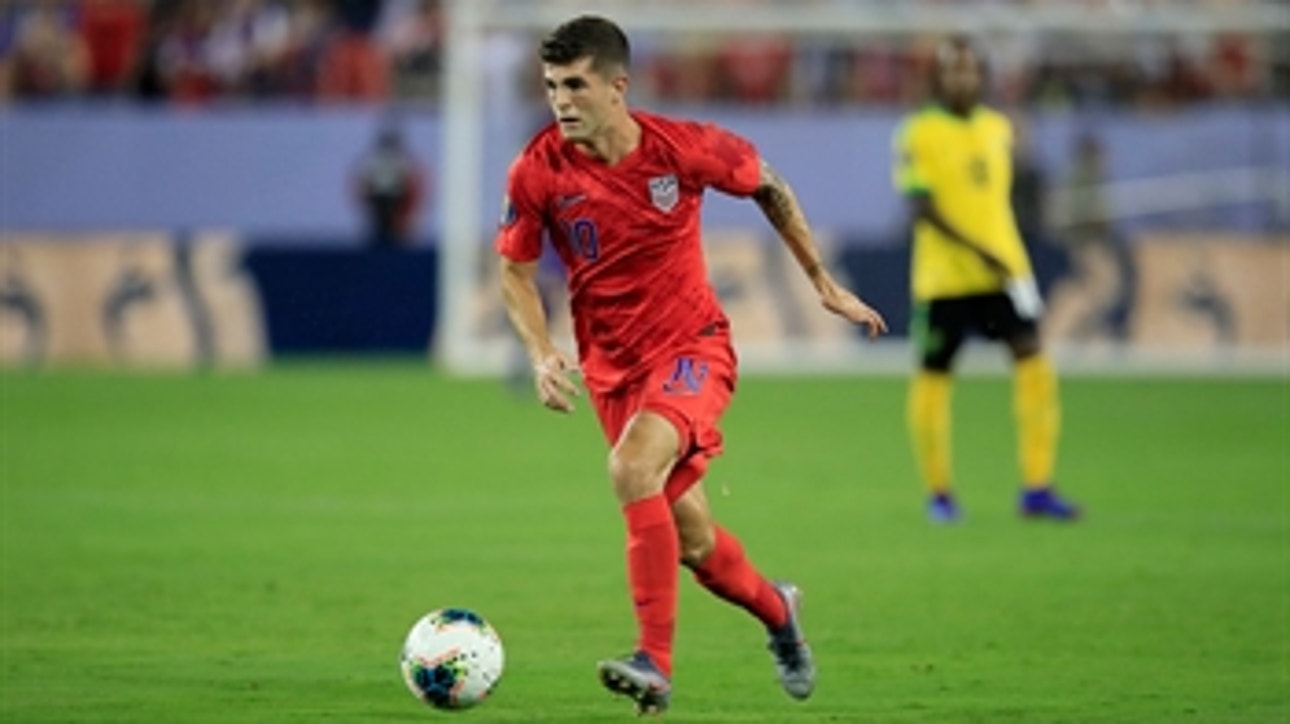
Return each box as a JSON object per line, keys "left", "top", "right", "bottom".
{"left": 399, "top": 608, "right": 505, "bottom": 710}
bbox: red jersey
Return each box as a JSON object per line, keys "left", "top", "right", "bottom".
{"left": 495, "top": 111, "right": 761, "bottom": 393}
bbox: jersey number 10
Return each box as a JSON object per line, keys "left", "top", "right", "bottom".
{"left": 561, "top": 218, "right": 600, "bottom": 262}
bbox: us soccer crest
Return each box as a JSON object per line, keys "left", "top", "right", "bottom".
{"left": 648, "top": 174, "right": 678, "bottom": 213}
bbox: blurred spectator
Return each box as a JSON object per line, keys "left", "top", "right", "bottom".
{"left": 0, "top": 7, "right": 17, "bottom": 99}
{"left": 380, "top": 0, "right": 443, "bottom": 104}
{"left": 78, "top": 0, "right": 145, "bottom": 96}
{"left": 643, "top": 35, "right": 717, "bottom": 104}
{"left": 352, "top": 122, "right": 429, "bottom": 248}
{"left": 156, "top": 0, "right": 220, "bottom": 105}
{"left": 713, "top": 33, "right": 792, "bottom": 105}
{"left": 1209, "top": 33, "right": 1263, "bottom": 99}
{"left": 129, "top": 1, "right": 175, "bottom": 102}
{"left": 275, "top": 0, "right": 331, "bottom": 98}
{"left": 789, "top": 38, "right": 850, "bottom": 107}
{"left": 316, "top": 0, "right": 389, "bottom": 102}
{"left": 845, "top": 42, "right": 905, "bottom": 105}
{"left": 895, "top": 34, "right": 941, "bottom": 105}
{"left": 5, "top": 0, "right": 88, "bottom": 100}
{"left": 206, "top": 0, "right": 292, "bottom": 99}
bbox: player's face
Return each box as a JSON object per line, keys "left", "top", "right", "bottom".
{"left": 543, "top": 56, "right": 626, "bottom": 143}
{"left": 938, "top": 49, "right": 981, "bottom": 109}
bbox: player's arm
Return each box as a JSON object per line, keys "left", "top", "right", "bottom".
{"left": 907, "top": 192, "right": 1010, "bottom": 278}
{"left": 499, "top": 256, "right": 579, "bottom": 413}
{"left": 499, "top": 257, "right": 553, "bottom": 364}
{"left": 751, "top": 159, "right": 887, "bottom": 337}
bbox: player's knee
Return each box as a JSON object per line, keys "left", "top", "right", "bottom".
{"left": 607, "top": 449, "right": 664, "bottom": 503}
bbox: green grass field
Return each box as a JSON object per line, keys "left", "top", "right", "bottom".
{"left": 2, "top": 365, "right": 1286, "bottom": 722}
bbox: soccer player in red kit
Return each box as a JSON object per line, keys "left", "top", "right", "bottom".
{"left": 496, "top": 15, "right": 887, "bottom": 715}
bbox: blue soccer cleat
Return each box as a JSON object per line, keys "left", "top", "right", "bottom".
{"left": 927, "top": 492, "right": 961, "bottom": 524}
{"left": 767, "top": 582, "right": 815, "bottom": 700}
{"left": 1019, "top": 487, "right": 1081, "bottom": 521}
{"left": 597, "top": 650, "right": 671, "bottom": 716}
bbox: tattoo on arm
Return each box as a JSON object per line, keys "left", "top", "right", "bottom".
{"left": 752, "top": 159, "right": 825, "bottom": 281}
{"left": 752, "top": 160, "right": 799, "bottom": 234}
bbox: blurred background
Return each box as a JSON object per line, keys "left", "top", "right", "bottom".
{"left": 1, "top": 0, "right": 1286, "bottom": 374}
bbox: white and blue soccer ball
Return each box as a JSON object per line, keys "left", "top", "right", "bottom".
{"left": 399, "top": 608, "right": 505, "bottom": 710}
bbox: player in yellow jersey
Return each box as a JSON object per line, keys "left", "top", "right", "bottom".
{"left": 892, "top": 37, "right": 1080, "bottom": 523}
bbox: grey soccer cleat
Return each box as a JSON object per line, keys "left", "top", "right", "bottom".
{"left": 597, "top": 650, "right": 672, "bottom": 716}
{"left": 767, "top": 581, "right": 816, "bottom": 700}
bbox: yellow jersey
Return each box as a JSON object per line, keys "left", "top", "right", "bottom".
{"left": 892, "top": 104, "right": 1032, "bottom": 301}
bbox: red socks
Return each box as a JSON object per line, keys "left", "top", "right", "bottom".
{"left": 623, "top": 502, "right": 787, "bottom": 677}
{"left": 623, "top": 495, "right": 679, "bottom": 676}
{"left": 692, "top": 526, "right": 788, "bottom": 630}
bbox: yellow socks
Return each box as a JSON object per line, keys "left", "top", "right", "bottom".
{"left": 1013, "top": 355, "right": 1061, "bottom": 488}
{"left": 908, "top": 371, "right": 952, "bottom": 493}
{"left": 910, "top": 357, "right": 1060, "bottom": 497}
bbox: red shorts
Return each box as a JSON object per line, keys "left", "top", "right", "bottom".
{"left": 589, "top": 332, "right": 737, "bottom": 502}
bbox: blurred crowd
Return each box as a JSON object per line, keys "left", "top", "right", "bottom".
{"left": 0, "top": 0, "right": 1283, "bottom": 109}
{"left": 626, "top": 29, "right": 1280, "bottom": 110}
{"left": 0, "top": 0, "right": 443, "bottom": 104}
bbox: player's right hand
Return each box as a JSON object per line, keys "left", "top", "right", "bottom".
{"left": 533, "top": 350, "right": 580, "bottom": 414}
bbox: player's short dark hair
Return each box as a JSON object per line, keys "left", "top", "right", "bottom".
{"left": 934, "top": 35, "right": 980, "bottom": 71}
{"left": 539, "top": 15, "right": 631, "bottom": 74}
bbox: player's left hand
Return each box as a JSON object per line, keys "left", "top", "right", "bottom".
{"left": 817, "top": 278, "right": 888, "bottom": 339}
